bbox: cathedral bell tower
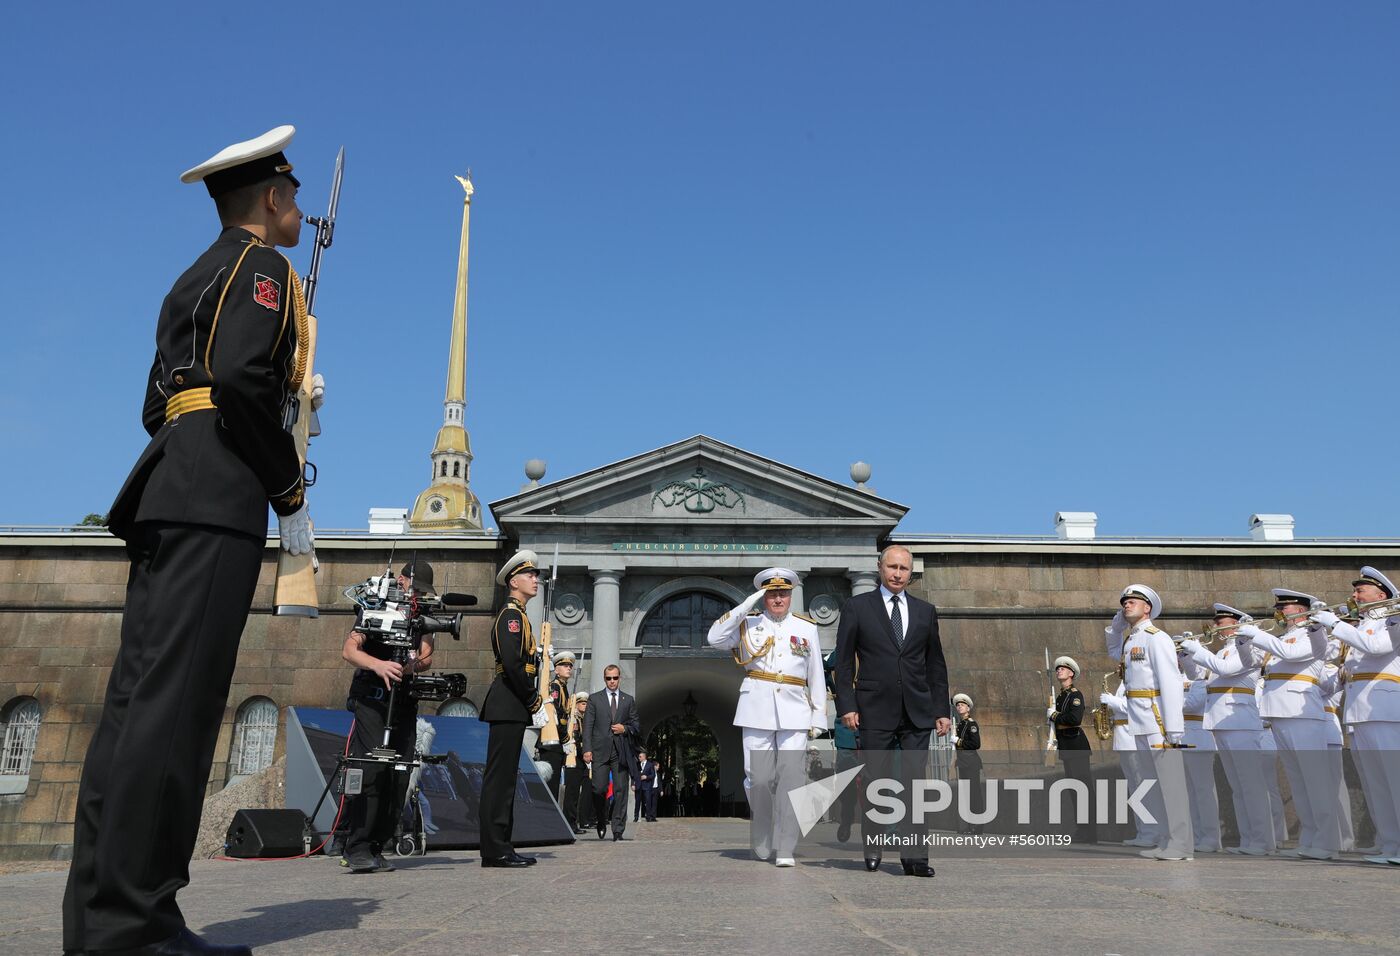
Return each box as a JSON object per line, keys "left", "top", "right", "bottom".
{"left": 409, "top": 174, "right": 483, "bottom": 530}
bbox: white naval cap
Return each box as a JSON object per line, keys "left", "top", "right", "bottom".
{"left": 1120, "top": 583, "right": 1162, "bottom": 619}
{"left": 1211, "top": 602, "right": 1251, "bottom": 621}
{"left": 553, "top": 650, "right": 577, "bottom": 665}
{"left": 180, "top": 125, "right": 299, "bottom": 197}
{"left": 497, "top": 549, "right": 543, "bottom": 586}
{"left": 1354, "top": 566, "right": 1397, "bottom": 599}
{"left": 952, "top": 693, "right": 974, "bottom": 709}
{"left": 1052, "top": 655, "right": 1080, "bottom": 676}
{"left": 754, "top": 567, "right": 798, "bottom": 591}
{"left": 1272, "top": 587, "right": 1321, "bottom": 608}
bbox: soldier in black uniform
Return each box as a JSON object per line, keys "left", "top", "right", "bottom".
{"left": 952, "top": 693, "right": 985, "bottom": 834}
{"left": 478, "top": 550, "right": 546, "bottom": 868}
{"left": 340, "top": 562, "right": 437, "bottom": 874}
{"left": 63, "top": 126, "right": 318, "bottom": 956}
{"left": 1048, "top": 655, "right": 1098, "bottom": 843}
{"left": 536, "top": 650, "right": 574, "bottom": 806}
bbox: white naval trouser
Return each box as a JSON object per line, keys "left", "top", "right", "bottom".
{"left": 741, "top": 727, "right": 807, "bottom": 859}
{"left": 1134, "top": 734, "right": 1192, "bottom": 855}
{"left": 1183, "top": 748, "right": 1221, "bottom": 851}
{"left": 1351, "top": 722, "right": 1400, "bottom": 856}
{"left": 1270, "top": 717, "right": 1342, "bottom": 853}
{"left": 1260, "top": 731, "right": 1289, "bottom": 845}
{"left": 1330, "top": 742, "right": 1356, "bottom": 851}
{"left": 1119, "top": 746, "right": 1159, "bottom": 844}
{"left": 1213, "top": 729, "right": 1275, "bottom": 852}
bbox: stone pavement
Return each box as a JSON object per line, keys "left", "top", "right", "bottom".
{"left": 6, "top": 819, "right": 1400, "bottom": 955}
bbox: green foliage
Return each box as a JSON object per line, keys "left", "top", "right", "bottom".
{"left": 647, "top": 714, "right": 719, "bottom": 786}
{"left": 78, "top": 513, "right": 108, "bottom": 527}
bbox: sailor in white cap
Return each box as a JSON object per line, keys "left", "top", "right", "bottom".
{"left": 1102, "top": 584, "right": 1193, "bottom": 859}
{"left": 1177, "top": 604, "right": 1275, "bottom": 854}
{"left": 1047, "top": 655, "right": 1096, "bottom": 842}
{"left": 63, "top": 126, "right": 320, "bottom": 956}
{"left": 1236, "top": 588, "right": 1341, "bottom": 859}
{"left": 952, "top": 693, "right": 985, "bottom": 834}
{"left": 1175, "top": 639, "right": 1221, "bottom": 852}
{"left": 707, "top": 568, "right": 828, "bottom": 866}
{"left": 1099, "top": 679, "right": 1160, "bottom": 848}
{"left": 1311, "top": 567, "right": 1400, "bottom": 863}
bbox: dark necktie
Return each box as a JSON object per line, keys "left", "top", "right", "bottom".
{"left": 890, "top": 594, "right": 904, "bottom": 644}
{"left": 610, "top": 692, "right": 618, "bottom": 723}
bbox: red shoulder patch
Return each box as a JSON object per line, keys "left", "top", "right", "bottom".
{"left": 253, "top": 274, "right": 281, "bottom": 311}
{"left": 508, "top": 619, "right": 521, "bottom": 633}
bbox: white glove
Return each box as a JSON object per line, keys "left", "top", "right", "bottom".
{"left": 1311, "top": 609, "right": 1340, "bottom": 629}
{"left": 531, "top": 706, "right": 549, "bottom": 729}
{"left": 807, "top": 727, "right": 821, "bottom": 739}
{"left": 1108, "top": 610, "right": 1126, "bottom": 633}
{"left": 310, "top": 373, "right": 325, "bottom": 410}
{"left": 562, "top": 742, "right": 576, "bottom": 757}
{"left": 1098, "top": 693, "right": 1115, "bottom": 707}
{"left": 1235, "top": 623, "right": 1262, "bottom": 641}
{"left": 1165, "top": 732, "right": 1183, "bottom": 746}
{"left": 1046, "top": 706, "right": 1056, "bottom": 720}
{"left": 1179, "top": 638, "right": 1202, "bottom": 655}
{"left": 277, "top": 504, "right": 314, "bottom": 556}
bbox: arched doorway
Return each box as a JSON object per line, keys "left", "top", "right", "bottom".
{"left": 638, "top": 590, "right": 732, "bottom": 651}
{"left": 645, "top": 713, "right": 738, "bottom": 818}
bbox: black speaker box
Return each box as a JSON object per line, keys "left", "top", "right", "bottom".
{"left": 224, "top": 808, "right": 307, "bottom": 858}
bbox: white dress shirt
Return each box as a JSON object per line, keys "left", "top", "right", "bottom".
{"left": 879, "top": 584, "right": 909, "bottom": 641}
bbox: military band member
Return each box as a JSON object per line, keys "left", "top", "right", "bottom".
{"left": 953, "top": 693, "right": 985, "bottom": 835}
{"left": 1047, "top": 656, "right": 1096, "bottom": 843}
{"left": 1178, "top": 604, "right": 1274, "bottom": 854}
{"left": 1177, "top": 646, "right": 1221, "bottom": 853}
{"left": 1311, "top": 566, "right": 1400, "bottom": 864}
{"left": 1103, "top": 584, "right": 1192, "bottom": 859}
{"left": 1099, "top": 681, "right": 1159, "bottom": 848}
{"left": 1318, "top": 651, "right": 1357, "bottom": 853}
{"left": 479, "top": 551, "right": 546, "bottom": 868}
{"left": 707, "top": 568, "right": 828, "bottom": 867}
{"left": 1238, "top": 588, "right": 1342, "bottom": 859}
{"left": 63, "top": 126, "right": 318, "bottom": 956}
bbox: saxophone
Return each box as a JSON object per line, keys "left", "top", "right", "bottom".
{"left": 1092, "top": 672, "right": 1115, "bottom": 741}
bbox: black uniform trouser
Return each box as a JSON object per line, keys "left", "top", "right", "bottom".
{"left": 860, "top": 716, "right": 933, "bottom": 862}
{"left": 835, "top": 746, "right": 861, "bottom": 829}
{"left": 1059, "top": 745, "right": 1098, "bottom": 842}
{"left": 537, "top": 745, "right": 565, "bottom": 805}
{"left": 479, "top": 720, "right": 526, "bottom": 859}
{"left": 591, "top": 747, "right": 631, "bottom": 836}
{"left": 562, "top": 762, "right": 588, "bottom": 828}
{"left": 344, "top": 695, "right": 417, "bottom": 859}
{"left": 956, "top": 755, "right": 985, "bottom": 831}
{"left": 62, "top": 522, "right": 263, "bottom": 952}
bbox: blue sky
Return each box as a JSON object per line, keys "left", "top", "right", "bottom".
{"left": 2, "top": 3, "right": 1397, "bottom": 536}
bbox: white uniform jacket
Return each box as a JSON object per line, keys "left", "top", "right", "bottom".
{"left": 1102, "top": 683, "right": 1133, "bottom": 752}
{"left": 1182, "top": 680, "right": 1215, "bottom": 751}
{"left": 1188, "top": 639, "right": 1264, "bottom": 731}
{"left": 1112, "top": 620, "right": 1184, "bottom": 736}
{"left": 1250, "top": 625, "right": 1327, "bottom": 721}
{"left": 708, "top": 601, "right": 828, "bottom": 734}
{"left": 1329, "top": 612, "right": 1400, "bottom": 724}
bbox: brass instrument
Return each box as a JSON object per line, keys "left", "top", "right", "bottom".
{"left": 1333, "top": 595, "right": 1400, "bottom": 619}
{"left": 1091, "top": 673, "right": 1114, "bottom": 741}
{"left": 1173, "top": 629, "right": 1217, "bottom": 648}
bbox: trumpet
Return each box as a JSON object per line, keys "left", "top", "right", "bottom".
{"left": 1173, "top": 629, "right": 1217, "bottom": 648}
{"left": 1327, "top": 595, "right": 1400, "bottom": 620}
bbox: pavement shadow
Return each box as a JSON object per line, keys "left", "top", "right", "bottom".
{"left": 199, "top": 897, "right": 382, "bottom": 948}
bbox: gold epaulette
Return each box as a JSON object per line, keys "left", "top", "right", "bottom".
{"left": 1144, "top": 624, "right": 1161, "bottom": 634}
{"left": 792, "top": 612, "right": 817, "bottom": 625}
{"left": 746, "top": 609, "right": 762, "bottom": 616}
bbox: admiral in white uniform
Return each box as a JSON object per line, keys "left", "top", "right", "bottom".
{"left": 1312, "top": 566, "right": 1400, "bottom": 864}
{"left": 1178, "top": 604, "right": 1274, "bottom": 854}
{"left": 1103, "top": 584, "right": 1193, "bottom": 859}
{"left": 707, "top": 568, "right": 828, "bottom": 866}
{"left": 1237, "top": 587, "right": 1342, "bottom": 859}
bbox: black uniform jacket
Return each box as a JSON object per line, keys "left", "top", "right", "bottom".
{"left": 955, "top": 716, "right": 983, "bottom": 770}
{"left": 481, "top": 600, "right": 541, "bottom": 723}
{"left": 109, "top": 228, "right": 305, "bottom": 540}
{"left": 834, "top": 588, "right": 950, "bottom": 731}
{"left": 1051, "top": 685, "right": 1090, "bottom": 751}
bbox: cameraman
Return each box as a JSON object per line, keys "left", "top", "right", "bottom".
{"left": 340, "top": 561, "right": 437, "bottom": 873}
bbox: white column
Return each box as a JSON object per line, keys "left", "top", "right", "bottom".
{"left": 847, "top": 569, "right": 879, "bottom": 596}
{"left": 590, "top": 569, "right": 623, "bottom": 692}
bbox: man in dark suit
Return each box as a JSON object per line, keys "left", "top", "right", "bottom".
{"left": 637, "top": 750, "right": 659, "bottom": 822}
{"left": 582, "top": 664, "right": 640, "bottom": 840}
{"left": 834, "top": 545, "right": 951, "bottom": 878}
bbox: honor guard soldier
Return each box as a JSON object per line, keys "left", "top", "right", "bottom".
{"left": 952, "top": 694, "right": 985, "bottom": 834}
{"left": 1311, "top": 567, "right": 1400, "bottom": 864}
{"left": 1178, "top": 604, "right": 1275, "bottom": 854}
{"left": 537, "top": 650, "right": 575, "bottom": 804}
{"left": 707, "top": 568, "right": 828, "bottom": 867}
{"left": 479, "top": 550, "right": 546, "bottom": 868}
{"left": 1103, "top": 584, "right": 1193, "bottom": 859}
{"left": 1238, "top": 588, "right": 1342, "bottom": 859}
{"left": 1047, "top": 656, "right": 1096, "bottom": 843}
{"left": 63, "top": 127, "right": 319, "bottom": 956}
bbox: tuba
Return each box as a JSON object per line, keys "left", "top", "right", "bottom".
{"left": 1092, "top": 673, "right": 1115, "bottom": 741}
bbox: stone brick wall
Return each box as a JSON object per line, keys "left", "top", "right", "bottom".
{"left": 0, "top": 534, "right": 503, "bottom": 860}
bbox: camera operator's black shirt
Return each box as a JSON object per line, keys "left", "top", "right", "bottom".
{"left": 348, "top": 626, "right": 423, "bottom": 704}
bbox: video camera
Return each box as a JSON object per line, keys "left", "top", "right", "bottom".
{"left": 343, "top": 562, "right": 476, "bottom": 703}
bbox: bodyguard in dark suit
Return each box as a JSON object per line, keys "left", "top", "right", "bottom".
{"left": 63, "top": 127, "right": 317, "bottom": 956}
{"left": 834, "top": 545, "right": 951, "bottom": 878}
{"left": 582, "top": 664, "right": 640, "bottom": 840}
{"left": 478, "top": 551, "right": 546, "bottom": 868}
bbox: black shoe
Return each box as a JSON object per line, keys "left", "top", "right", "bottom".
{"left": 509, "top": 852, "right": 537, "bottom": 866}
{"left": 481, "top": 855, "right": 531, "bottom": 868}
{"left": 613, "top": 831, "right": 623, "bottom": 841}
{"left": 374, "top": 852, "right": 396, "bottom": 872}
{"left": 837, "top": 822, "right": 852, "bottom": 843}
{"left": 133, "top": 928, "right": 253, "bottom": 955}
{"left": 597, "top": 825, "right": 607, "bottom": 840}
{"left": 344, "top": 851, "right": 377, "bottom": 874}
{"left": 864, "top": 856, "right": 882, "bottom": 872}
{"left": 901, "top": 860, "right": 935, "bottom": 878}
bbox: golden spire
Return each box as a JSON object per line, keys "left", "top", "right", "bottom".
{"left": 409, "top": 173, "right": 483, "bottom": 531}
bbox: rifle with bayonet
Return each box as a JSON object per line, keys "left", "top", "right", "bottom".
{"left": 273, "top": 146, "right": 344, "bottom": 617}
{"left": 536, "top": 544, "right": 562, "bottom": 742}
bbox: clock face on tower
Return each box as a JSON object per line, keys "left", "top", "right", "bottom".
{"left": 430, "top": 497, "right": 445, "bottom": 514}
